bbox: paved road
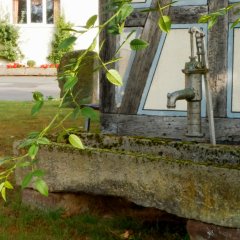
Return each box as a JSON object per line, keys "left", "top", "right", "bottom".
{"left": 0, "top": 76, "right": 60, "bottom": 101}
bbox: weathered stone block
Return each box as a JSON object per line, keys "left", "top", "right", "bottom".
{"left": 57, "top": 50, "right": 98, "bottom": 106}
{"left": 187, "top": 220, "right": 240, "bottom": 240}
{"left": 15, "top": 133, "right": 240, "bottom": 228}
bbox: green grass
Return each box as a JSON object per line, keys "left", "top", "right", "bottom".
{"left": 0, "top": 190, "right": 187, "bottom": 240}
{"left": 0, "top": 100, "right": 188, "bottom": 240}
{"left": 0, "top": 100, "right": 99, "bottom": 156}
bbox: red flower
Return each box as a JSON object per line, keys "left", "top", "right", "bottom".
{"left": 6, "top": 62, "right": 25, "bottom": 68}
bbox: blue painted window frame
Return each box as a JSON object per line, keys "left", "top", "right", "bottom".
{"left": 132, "top": 0, "right": 207, "bottom": 8}
{"left": 227, "top": 25, "right": 240, "bottom": 118}
{"left": 138, "top": 23, "right": 207, "bottom": 117}
{"left": 115, "top": 27, "right": 143, "bottom": 107}
{"left": 173, "top": 0, "right": 207, "bottom": 6}
{"left": 131, "top": 0, "right": 152, "bottom": 9}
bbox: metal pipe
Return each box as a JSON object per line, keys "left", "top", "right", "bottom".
{"left": 195, "top": 29, "right": 216, "bottom": 145}
{"left": 167, "top": 88, "right": 195, "bottom": 108}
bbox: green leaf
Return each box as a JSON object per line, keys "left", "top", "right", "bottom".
{"left": 33, "top": 91, "right": 44, "bottom": 101}
{"left": 158, "top": 15, "right": 171, "bottom": 33}
{"left": 198, "top": 15, "right": 211, "bottom": 23}
{"left": 21, "top": 170, "right": 45, "bottom": 189}
{"left": 81, "top": 107, "right": 98, "bottom": 120}
{"left": 58, "top": 36, "right": 77, "bottom": 50}
{"left": 130, "top": 39, "right": 149, "bottom": 51}
{"left": 4, "top": 181, "right": 13, "bottom": 190}
{"left": 63, "top": 76, "right": 78, "bottom": 91}
{"left": 71, "top": 107, "right": 81, "bottom": 120}
{"left": 106, "top": 69, "right": 123, "bottom": 86}
{"left": 107, "top": 3, "right": 133, "bottom": 35}
{"left": 107, "top": 24, "right": 120, "bottom": 35}
{"left": 21, "top": 172, "right": 34, "bottom": 189}
{"left": 31, "top": 100, "right": 44, "bottom": 116}
{"left": 69, "top": 134, "right": 85, "bottom": 149}
{"left": 86, "top": 15, "right": 98, "bottom": 28}
{"left": 1, "top": 187, "right": 6, "bottom": 201}
{"left": 18, "top": 138, "right": 36, "bottom": 149}
{"left": 27, "top": 131, "right": 40, "bottom": 139}
{"left": 36, "top": 137, "right": 50, "bottom": 145}
{"left": 0, "top": 182, "right": 4, "bottom": 192}
{"left": 88, "top": 38, "right": 97, "bottom": 51}
{"left": 208, "top": 17, "right": 218, "bottom": 29}
{"left": 34, "top": 179, "right": 48, "bottom": 197}
{"left": 28, "top": 144, "right": 39, "bottom": 160}
{"left": 32, "top": 169, "right": 45, "bottom": 178}
{"left": 231, "top": 18, "right": 240, "bottom": 28}
{"left": 118, "top": 4, "right": 134, "bottom": 22}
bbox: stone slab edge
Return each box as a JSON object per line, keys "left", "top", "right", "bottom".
{"left": 15, "top": 143, "right": 240, "bottom": 228}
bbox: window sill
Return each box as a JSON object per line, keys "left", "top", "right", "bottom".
{"left": 0, "top": 67, "right": 57, "bottom": 76}
{"left": 15, "top": 24, "right": 55, "bottom": 28}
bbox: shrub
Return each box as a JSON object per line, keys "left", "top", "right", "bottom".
{"left": 47, "top": 15, "right": 75, "bottom": 64}
{"left": 27, "top": 60, "right": 36, "bottom": 67}
{"left": 0, "top": 20, "right": 23, "bottom": 61}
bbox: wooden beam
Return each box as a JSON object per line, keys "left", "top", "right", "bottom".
{"left": 12, "top": 0, "right": 18, "bottom": 24}
{"left": 170, "top": 6, "right": 208, "bottom": 23}
{"left": 208, "top": 0, "right": 228, "bottom": 117}
{"left": 119, "top": 0, "right": 172, "bottom": 114}
{"left": 125, "top": 10, "right": 148, "bottom": 27}
{"left": 102, "top": 113, "right": 240, "bottom": 143}
{"left": 99, "top": 0, "right": 117, "bottom": 114}
{"left": 53, "top": 0, "right": 60, "bottom": 23}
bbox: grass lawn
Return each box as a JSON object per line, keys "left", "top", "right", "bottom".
{"left": 0, "top": 101, "right": 188, "bottom": 240}
{"left": 0, "top": 100, "right": 99, "bottom": 156}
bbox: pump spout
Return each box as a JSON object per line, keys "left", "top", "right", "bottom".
{"left": 167, "top": 88, "right": 195, "bottom": 108}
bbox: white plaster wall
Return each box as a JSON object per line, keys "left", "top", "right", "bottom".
{"left": 115, "top": 27, "right": 142, "bottom": 107}
{"left": 232, "top": 28, "right": 240, "bottom": 112}
{"left": 144, "top": 29, "right": 190, "bottom": 111}
{"left": 61, "top": 0, "right": 99, "bottom": 51}
{"left": 0, "top": 0, "right": 12, "bottom": 21}
{"left": 18, "top": 26, "right": 55, "bottom": 65}
{"left": 0, "top": 0, "right": 99, "bottom": 65}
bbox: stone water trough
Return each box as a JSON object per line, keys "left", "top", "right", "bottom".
{"left": 15, "top": 133, "right": 240, "bottom": 229}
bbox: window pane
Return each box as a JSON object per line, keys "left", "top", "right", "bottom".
{"left": 31, "top": 0, "right": 43, "bottom": 23}
{"left": 47, "top": 0, "right": 54, "bottom": 24}
{"left": 18, "top": 0, "right": 27, "bottom": 23}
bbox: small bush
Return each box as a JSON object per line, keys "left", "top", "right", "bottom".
{"left": 27, "top": 60, "right": 36, "bottom": 67}
{"left": 47, "top": 16, "right": 75, "bottom": 64}
{"left": 0, "top": 20, "right": 23, "bottom": 61}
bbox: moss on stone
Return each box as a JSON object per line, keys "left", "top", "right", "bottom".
{"left": 38, "top": 133, "right": 240, "bottom": 171}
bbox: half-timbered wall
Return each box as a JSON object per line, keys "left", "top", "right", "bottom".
{"left": 100, "top": 0, "right": 240, "bottom": 143}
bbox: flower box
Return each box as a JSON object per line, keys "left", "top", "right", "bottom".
{"left": 0, "top": 67, "right": 57, "bottom": 76}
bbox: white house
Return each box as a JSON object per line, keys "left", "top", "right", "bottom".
{"left": 0, "top": 0, "right": 99, "bottom": 65}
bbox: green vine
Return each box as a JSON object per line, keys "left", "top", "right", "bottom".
{"left": 0, "top": 19, "right": 23, "bottom": 61}
{"left": 0, "top": 0, "right": 214, "bottom": 200}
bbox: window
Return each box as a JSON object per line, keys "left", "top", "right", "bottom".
{"left": 13, "top": 0, "right": 60, "bottom": 24}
